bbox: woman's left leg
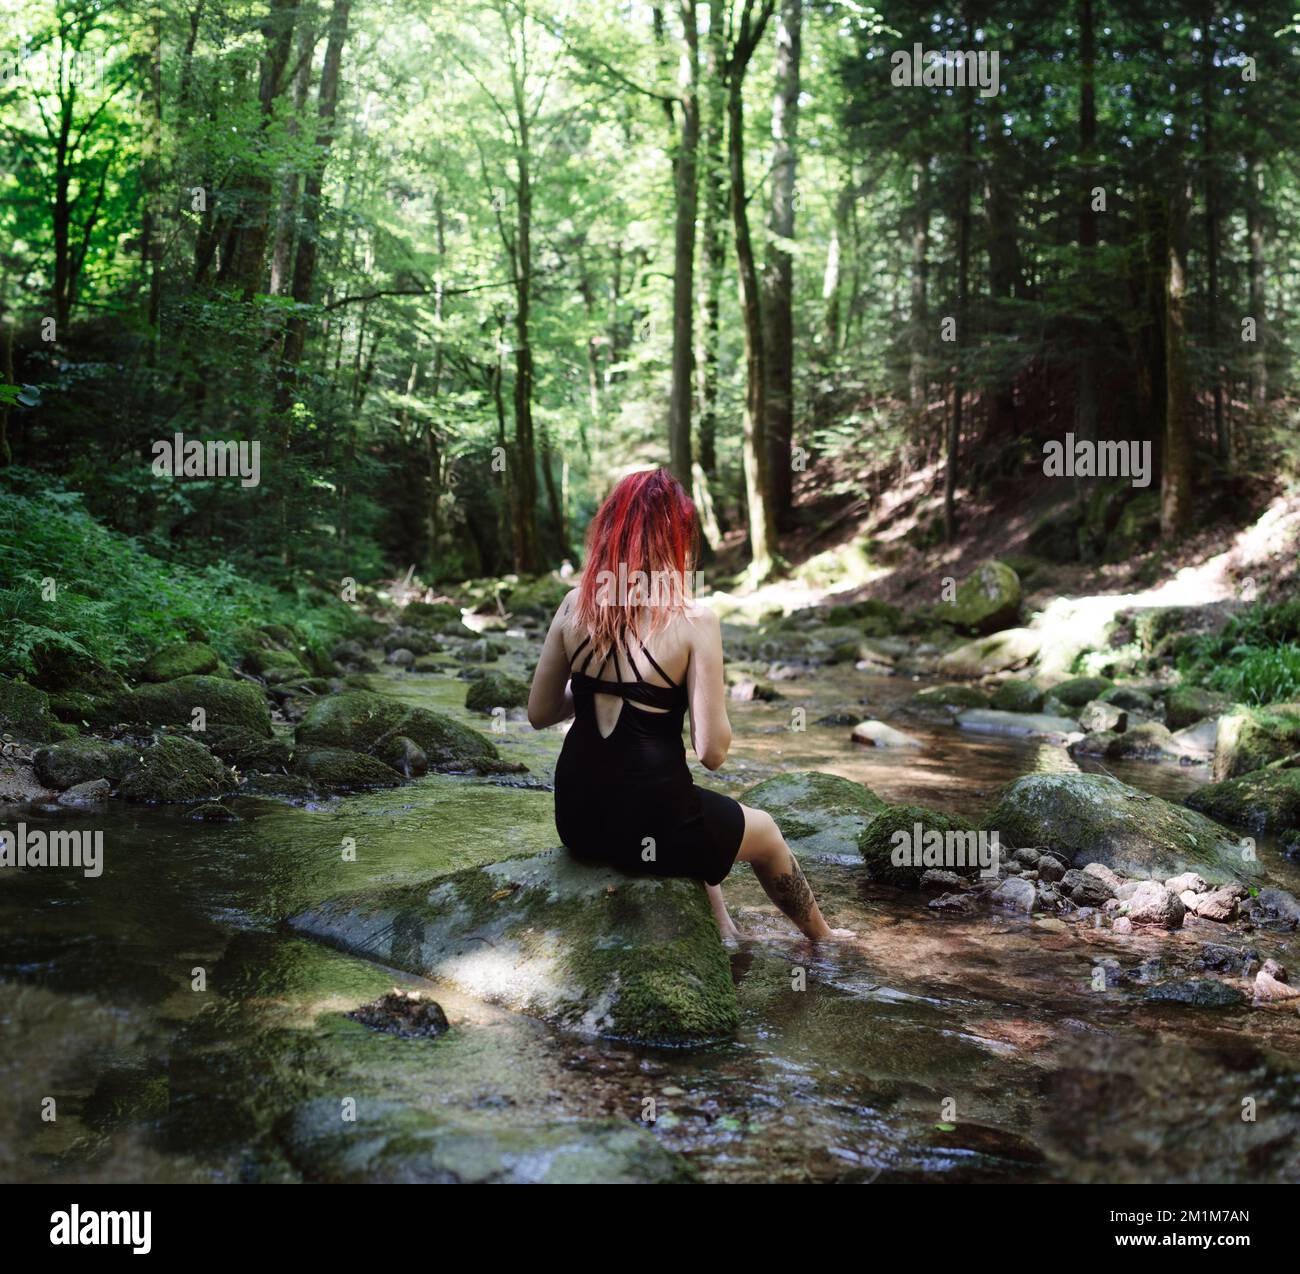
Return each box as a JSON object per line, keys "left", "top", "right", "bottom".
{"left": 706, "top": 883, "right": 739, "bottom": 940}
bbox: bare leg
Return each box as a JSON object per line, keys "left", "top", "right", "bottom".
{"left": 737, "top": 805, "right": 853, "bottom": 941}
{"left": 706, "top": 883, "right": 739, "bottom": 940}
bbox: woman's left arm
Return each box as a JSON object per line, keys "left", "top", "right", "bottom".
{"left": 527, "top": 592, "right": 577, "bottom": 729}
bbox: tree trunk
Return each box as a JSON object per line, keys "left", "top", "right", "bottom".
{"left": 943, "top": 68, "right": 973, "bottom": 544}
{"left": 277, "top": 0, "right": 350, "bottom": 407}
{"left": 667, "top": 1, "right": 700, "bottom": 485}
{"left": 695, "top": 0, "right": 727, "bottom": 481}
{"left": 762, "top": 0, "right": 801, "bottom": 528}
{"left": 727, "top": 1, "right": 778, "bottom": 580}
{"left": 1202, "top": 7, "right": 1226, "bottom": 464}
{"left": 908, "top": 161, "right": 928, "bottom": 408}
{"left": 270, "top": 21, "right": 318, "bottom": 295}
{"left": 1247, "top": 155, "right": 1267, "bottom": 410}
{"left": 1162, "top": 178, "right": 1194, "bottom": 538}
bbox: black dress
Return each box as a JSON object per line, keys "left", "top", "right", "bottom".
{"left": 554, "top": 633, "right": 745, "bottom": 886}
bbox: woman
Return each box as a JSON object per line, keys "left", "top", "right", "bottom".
{"left": 527, "top": 468, "right": 850, "bottom": 942}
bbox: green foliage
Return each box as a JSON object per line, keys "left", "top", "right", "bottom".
{"left": 1176, "top": 600, "right": 1300, "bottom": 705}
{"left": 0, "top": 472, "right": 364, "bottom": 681}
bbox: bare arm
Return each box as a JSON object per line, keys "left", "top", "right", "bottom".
{"left": 527, "top": 591, "right": 577, "bottom": 729}
{"left": 685, "top": 605, "right": 732, "bottom": 770}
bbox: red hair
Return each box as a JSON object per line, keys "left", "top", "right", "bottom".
{"left": 573, "top": 468, "right": 699, "bottom": 659}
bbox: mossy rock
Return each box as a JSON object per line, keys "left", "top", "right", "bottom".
{"left": 138, "top": 641, "right": 222, "bottom": 682}
{"left": 204, "top": 725, "right": 293, "bottom": 773}
{"left": 1103, "top": 493, "right": 1161, "bottom": 562}
{"left": 279, "top": 1097, "right": 697, "bottom": 1185}
{"left": 1213, "top": 704, "right": 1300, "bottom": 781}
{"left": 119, "top": 735, "right": 237, "bottom": 803}
{"left": 0, "top": 677, "right": 62, "bottom": 743}
{"left": 402, "top": 601, "right": 463, "bottom": 628}
{"left": 932, "top": 560, "right": 1022, "bottom": 635}
{"left": 859, "top": 804, "right": 982, "bottom": 888}
{"left": 1100, "top": 684, "right": 1157, "bottom": 715}
{"left": 741, "top": 771, "right": 886, "bottom": 856}
{"left": 28, "top": 646, "right": 129, "bottom": 696}
{"left": 82, "top": 1064, "right": 169, "bottom": 1132}
{"left": 295, "top": 689, "right": 510, "bottom": 774}
{"left": 292, "top": 747, "right": 404, "bottom": 792}
{"left": 983, "top": 772, "right": 1259, "bottom": 885}
{"left": 1166, "top": 686, "right": 1233, "bottom": 731}
{"left": 502, "top": 574, "right": 571, "bottom": 621}
{"left": 123, "top": 676, "right": 272, "bottom": 737}
{"left": 990, "top": 680, "right": 1045, "bottom": 713}
{"left": 1186, "top": 768, "right": 1300, "bottom": 839}
{"left": 465, "top": 671, "right": 530, "bottom": 714}
{"left": 824, "top": 598, "right": 901, "bottom": 635}
{"left": 47, "top": 690, "right": 121, "bottom": 727}
{"left": 938, "top": 628, "right": 1041, "bottom": 676}
{"left": 33, "top": 736, "right": 135, "bottom": 790}
{"left": 288, "top": 848, "right": 737, "bottom": 1046}
{"left": 907, "top": 683, "right": 990, "bottom": 715}
{"left": 1050, "top": 676, "right": 1114, "bottom": 708}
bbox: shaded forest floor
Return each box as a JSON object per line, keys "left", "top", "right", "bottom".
{"left": 707, "top": 427, "right": 1300, "bottom": 626}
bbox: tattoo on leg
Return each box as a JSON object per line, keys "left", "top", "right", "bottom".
{"left": 767, "top": 856, "right": 814, "bottom": 926}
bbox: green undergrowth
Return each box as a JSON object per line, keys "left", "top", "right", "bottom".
{"left": 0, "top": 470, "right": 369, "bottom": 682}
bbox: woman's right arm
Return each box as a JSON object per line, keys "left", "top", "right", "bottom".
{"left": 685, "top": 605, "right": 732, "bottom": 770}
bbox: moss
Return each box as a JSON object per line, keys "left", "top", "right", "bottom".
{"left": 292, "top": 747, "right": 405, "bottom": 791}
{"left": 983, "top": 771, "right": 1259, "bottom": 884}
{"left": 465, "top": 671, "right": 530, "bottom": 713}
{"left": 990, "top": 680, "right": 1045, "bottom": 713}
{"left": 296, "top": 689, "right": 509, "bottom": 774}
{"left": 1050, "top": 676, "right": 1115, "bottom": 708}
{"left": 33, "top": 736, "right": 135, "bottom": 789}
{"left": 204, "top": 725, "right": 293, "bottom": 773}
{"left": 1213, "top": 704, "right": 1300, "bottom": 781}
{"left": 138, "top": 641, "right": 222, "bottom": 682}
{"left": 741, "top": 770, "right": 886, "bottom": 854}
{"left": 908, "top": 684, "right": 990, "bottom": 713}
{"left": 1166, "top": 686, "right": 1234, "bottom": 730}
{"left": 290, "top": 849, "right": 737, "bottom": 1046}
{"left": 824, "top": 598, "right": 901, "bottom": 635}
{"left": 1186, "top": 768, "right": 1300, "bottom": 837}
{"left": 402, "top": 601, "right": 462, "bottom": 627}
{"left": 82, "top": 1064, "right": 169, "bottom": 1131}
{"left": 931, "top": 560, "right": 1021, "bottom": 635}
{"left": 0, "top": 677, "right": 62, "bottom": 742}
{"left": 1101, "top": 684, "right": 1157, "bottom": 715}
{"left": 119, "top": 735, "right": 237, "bottom": 803}
{"left": 123, "top": 675, "right": 272, "bottom": 736}
{"left": 859, "top": 804, "right": 981, "bottom": 888}
{"left": 1103, "top": 492, "right": 1160, "bottom": 562}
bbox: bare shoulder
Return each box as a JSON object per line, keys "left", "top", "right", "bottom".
{"left": 680, "top": 601, "right": 720, "bottom": 645}
{"left": 550, "top": 588, "right": 580, "bottom": 634}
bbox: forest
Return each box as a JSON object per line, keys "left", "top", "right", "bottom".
{"left": 2, "top": 0, "right": 1300, "bottom": 1193}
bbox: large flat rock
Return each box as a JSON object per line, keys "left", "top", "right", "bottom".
{"left": 288, "top": 849, "right": 738, "bottom": 1045}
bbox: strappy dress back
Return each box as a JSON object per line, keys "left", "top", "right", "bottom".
{"left": 553, "top": 623, "right": 744, "bottom": 887}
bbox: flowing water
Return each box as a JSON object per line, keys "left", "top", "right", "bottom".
{"left": 3, "top": 652, "right": 1299, "bottom": 1183}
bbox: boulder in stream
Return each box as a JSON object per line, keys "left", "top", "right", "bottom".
{"left": 0, "top": 677, "right": 65, "bottom": 743}
{"left": 984, "top": 772, "right": 1261, "bottom": 885}
{"left": 288, "top": 848, "right": 738, "bottom": 1045}
{"left": 858, "top": 803, "right": 986, "bottom": 888}
{"left": 1213, "top": 704, "right": 1300, "bottom": 780}
{"left": 292, "top": 747, "right": 405, "bottom": 791}
{"left": 119, "top": 735, "right": 238, "bottom": 803}
{"left": 138, "top": 641, "right": 223, "bottom": 682}
{"left": 931, "top": 560, "right": 1022, "bottom": 635}
{"left": 123, "top": 675, "right": 273, "bottom": 736}
{"left": 33, "top": 736, "right": 135, "bottom": 789}
{"left": 465, "top": 670, "right": 530, "bottom": 713}
{"left": 741, "top": 770, "right": 886, "bottom": 856}
{"left": 850, "top": 720, "right": 921, "bottom": 748}
{"left": 1186, "top": 767, "right": 1300, "bottom": 839}
{"left": 938, "top": 627, "right": 1041, "bottom": 676}
{"left": 295, "top": 689, "right": 516, "bottom": 775}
